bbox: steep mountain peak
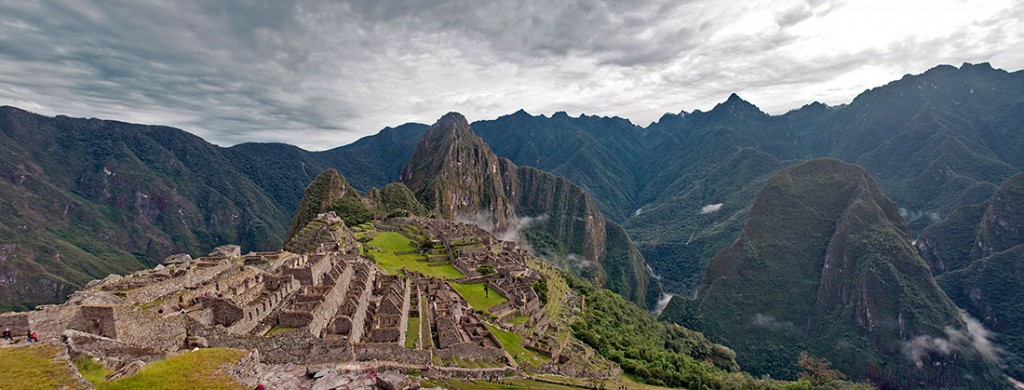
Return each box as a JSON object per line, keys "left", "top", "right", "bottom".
{"left": 431, "top": 111, "right": 472, "bottom": 135}
{"left": 285, "top": 168, "right": 361, "bottom": 242}
{"left": 709, "top": 93, "right": 766, "bottom": 118}
{"left": 400, "top": 112, "right": 514, "bottom": 229}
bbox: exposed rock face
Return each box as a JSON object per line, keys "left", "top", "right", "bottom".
{"left": 400, "top": 113, "right": 660, "bottom": 308}
{"left": 917, "top": 173, "right": 1024, "bottom": 378}
{"left": 670, "top": 159, "right": 1006, "bottom": 389}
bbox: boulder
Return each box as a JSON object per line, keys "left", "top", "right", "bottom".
{"left": 106, "top": 360, "right": 145, "bottom": 380}
{"left": 208, "top": 245, "right": 241, "bottom": 258}
{"left": 162, "top": 253, "right": 193, "bottom": 267}
{"left": 376, "top": 371, "right": 417, "bottom": 390}
{"left": 185, "top": 336, "right": 208, "bottom": 348}
{"left": 311, "top": 370, "right": 346, "bottom": 390}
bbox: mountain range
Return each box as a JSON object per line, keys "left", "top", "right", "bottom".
{"left": 2, "top": 63, "right": 1022, "bottom": 307}
{"left": 0, "top": 62, "right": 1022, "bottom": 387}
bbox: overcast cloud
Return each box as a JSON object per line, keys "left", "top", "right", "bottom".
{"left": 1, "top": 0, "right": 1022, "bottom": 149}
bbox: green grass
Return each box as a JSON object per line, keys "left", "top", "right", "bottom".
{"left": 406, "top": 317, "right": 420, "bottom": 349}
{"left": 0, "top": 343, "right": 90, "bottom": 389}
{"left": 432, "top": 356, "right": 504, "bottom": 369}
{"left": 420, "top": 295, "right": 433, "bottom": 349}
{"left": 451, "top": 282, "right": 508, "bottom": 310}
{"left": 507, "top": 315, "right": 529, "bottom": 326}
{"left": 435, "top": 377, "right": 581, "bottom": 389}
{"left": 535, "top": 374, "right": 678, "bottom": 390}
{"left": 485, "top": 323, "right": 549, "bottom": 366}
{"left": 367, "top": 232, "right": 464, "bottom": 279}
{"left": 75, "top": 356, "right": 114, "bottom": 385}
{"left": 265, "top": 325, "right": 299, "bottom": 336}
{"left": 95, "top": 348, "right": 247, "bottom": 390}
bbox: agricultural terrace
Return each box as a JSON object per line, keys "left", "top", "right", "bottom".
{"left": 485, "top": 323, "right": 549, "bottom": 366}
{"left": 451, "top": 282, "right": 508, "bottom": 311}
{"left": 365, "top": 231, "right": 463, "bottom": 279}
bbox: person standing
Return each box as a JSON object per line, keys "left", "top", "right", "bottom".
{"left": 2, "top": 328, "right": 11, "bottom": 341}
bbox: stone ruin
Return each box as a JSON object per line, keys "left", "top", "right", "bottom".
{"left": 0, "top": 212, "right": 619, "bottom": 384}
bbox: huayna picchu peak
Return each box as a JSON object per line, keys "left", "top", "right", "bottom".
{"left": 401, "top": 112, "right": 662, "bottom": 309}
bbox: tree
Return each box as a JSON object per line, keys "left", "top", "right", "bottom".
{"left": 798, "top": 351, "right": 845, "bottom": 386}
{"left": 477, "top": 264, "right": 496, "bottom": 276}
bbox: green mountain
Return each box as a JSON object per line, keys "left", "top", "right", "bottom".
{"left": 794, "top": 63, "right": 1022, "bottom": 233}
{"left": 661, "top": 159, "right": 1007, "bottom": 388}
{"left": 0, "top": 106, "right": 291, "bottom": 310}
{"left": 917, "top": 173, "right": 1024, "bottom": 378}
{"left": 401, "top": 112, "right": 661, "bottom": 307}
{"left": 284, "top": 168, "right": 362, "bottom": 242}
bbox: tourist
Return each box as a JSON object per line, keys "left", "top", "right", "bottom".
{"left": 2, "top": 328, "right": 11, "bottom": 340}
{"left": 26, "top": 330, "right": 34, "bottom": 343}
{"left": 30, "top": 331, "right": 38, "bottom": 342}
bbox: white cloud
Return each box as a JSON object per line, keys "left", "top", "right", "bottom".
{"left": 0, "top": 0, "right": 1022, "bottom": 150}
{"left": 699, "top": 203, "right": 724, "bottom": 214}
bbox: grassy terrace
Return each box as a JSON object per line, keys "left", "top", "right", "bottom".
{"left": 485, "top": 323, "right": 549, "bottom": 366}
{"left": 431, "top": 378, "right": 581, "bottom": 390}
{"left": 0, "top": 343, "right": 90, "bottom": 389}
{"left": 366, "top": 231, "right": 463, "bottom": 279}
{"left": 405, "top": 317, "right": 420, "bottom": 348}
{"left": 451, "top": 282, "right": 508, "bottom": 310}
{"left": 78, "top": 348, "right": 247, "bottom": 390}
{"left": 507, "top": 315, "right": 529, "bottom": 326}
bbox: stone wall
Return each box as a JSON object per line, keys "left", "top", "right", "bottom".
{"left": 226, "top": 277, "right": 299, "bottom": 335}
{"left": 113, "top": 307, "right": 186, "bottom": 352}
{"left": 128, "top": 260, "right": 232, "bottom": 303}
{"left": 397, "top": 278, "right": 411, "bottom": 346}
{"left": 433, "top": 343, "right": 507, "bottom": 363}
{"left": 354, "top": 343, "right": 430, "bottom": 364}
{"left": 78, "top": 305, "right": 117, "bottom": 338}
{"left": 348, "top": 267, "right": 375, "bottom": 343}
{"left": 187, "top": 319, "right": 354, "bottom": 364}
{"left": 307, "top": 263, "right": 352, "bottom": 337}
{"left": 0, "top": 312, "right": 29, "bottom": 334}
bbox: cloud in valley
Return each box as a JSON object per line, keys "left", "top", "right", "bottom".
{"left": 1, "top": 0, "right": 1023, "bottom": 149}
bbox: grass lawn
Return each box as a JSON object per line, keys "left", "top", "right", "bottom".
{"left": 420, "top": 295, "right": 433, "bottom": 349}
{"left": 367, "top": 232, "right": 464, "bottom": 279}
{"left": 265, "top": 325, "right": 299, "bottom": 336}
{"left": 92, "top": 348, "right": 247, "bottom": 390}
{"left": 535, "top": 374, "right": 677, "bottom": 390}
{"left": 75, "top": 356, "right": 114, "bottom": 385}
{"left": 0, "top": 343, "right": 90, "bottom": 389}
{"left": 451, "top": 282, "right": 508, "bottom": 310}
{"left": 485, "top": 324, "right": 549, "bottom": 366}
{"left": 405, "top": 317, "right": 420, "bottom": 349}
{"left": 433, "top": 377, "right": 581, "bottom": 389}
{"left": 507, "top": 315, "right": 529, "bottom": 326}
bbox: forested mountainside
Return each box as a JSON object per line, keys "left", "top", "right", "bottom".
{"left": 662, "top": 159, "right": 1008, "bottom": 389}
{"left": 916, "top": 172, "right": 1024, "bottom": 379}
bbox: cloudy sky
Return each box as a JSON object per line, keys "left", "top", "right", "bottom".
{"left": 1, "top": 0, "right": 1022, "bottom": 150}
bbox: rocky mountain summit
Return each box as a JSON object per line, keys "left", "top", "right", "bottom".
{"left": 401, "top": 113, "right": 661, "bottom": 308}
